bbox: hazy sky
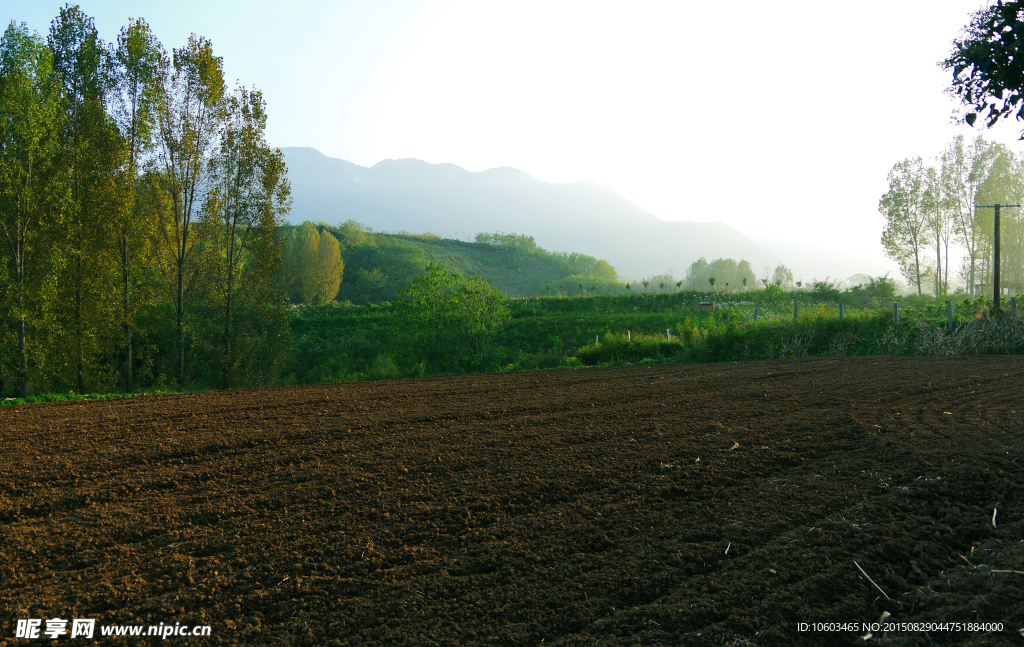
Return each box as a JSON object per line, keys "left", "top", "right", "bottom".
{"left": 6, "top": 0, "right": 1023, "bottom": 281}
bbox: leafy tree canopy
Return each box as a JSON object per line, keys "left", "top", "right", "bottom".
{"left": 846, "top": 274, "right": 897, "bottom": 303}
{"left": 393, "top": 263, "right": 509, "bottom": 374}
{"left": 944, "top": 0, "right": 1024, "bottom": 135}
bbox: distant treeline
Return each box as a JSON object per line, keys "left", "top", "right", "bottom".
{"left": 0, "top": 8, "right": 290, "bottom": 397}
{"left": 619, "top": 260, "right": 803, "bottom": 296}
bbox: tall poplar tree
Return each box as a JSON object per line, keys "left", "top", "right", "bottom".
{"left": 281, "top": 222, "right": 318, "bottom": 303}
{"left": 155, "top": 35, "right": 224, "bottom": 388}
{"left": 921, "top": 165, "right": 948, "bottom": 296}
{"left": 935, "top": 148, "right": 960, "bottom": 294}
{"left": 49, "top": 6, "right": 123, "bottom": 393}
{"left": 313, "top": 229, "right": 343, "bottom": 304}
{"left": 280, "top": 222, "right": 343, "bottom": 305}
{"left": 941, "top": 135, "right": 996, "bottom": 297}
{"left": 112, "top": 18, "right": 162, "bottom": 391}
{"left": 0, "top": 23, "right": 60, "bottom": 397}
{"left": 881, "top": 157, "right": 931, "bottom": 295}
{"left": 200, "top": 86, "right": 290, "bottom": 387}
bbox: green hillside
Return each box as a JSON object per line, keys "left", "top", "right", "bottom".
{"left": 296, "top": 221, "right": 623, "bottom": 304}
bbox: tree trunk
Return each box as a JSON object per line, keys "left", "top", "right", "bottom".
{"left": 970, "top": 256, "right": 976, "bottom": 298}
{"left": 914, "top": 248, "right": 922, "bottom": 296}
{"left": 944, "top": 237, "right": 950, "bottom": 292}
{"left": 177, "top": 255, "right": 185, "bottom": 389}
{"left": 123, "top": 242, "right": 132, "bottom": 392}
{"left": 76, "top": 237, "right": 85, "bottom": 395}
{"left": 17, "top": 313, "right": 28, "bottom": 398}
{"left": 224, "top": 290, "right": 232, "bottom": 389}
{"left": 982, "top": 251, "right": 989, "bottom": 298}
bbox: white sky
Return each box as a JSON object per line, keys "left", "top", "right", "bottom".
{"left": 7, "top": 0, "right": 1024, "bottom": 282}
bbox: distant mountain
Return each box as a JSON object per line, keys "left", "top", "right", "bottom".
{"left": 281, "top": 147, "right": 777, "bottom": 279}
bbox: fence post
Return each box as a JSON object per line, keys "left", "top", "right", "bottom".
{"left": 596, "top": 335, "right": 599, "bottom": 346}
{"left": 947, "top": 301, "right": 954, "bottom": 331}
{"left": 839, "top": 303, "right": 844, "bottom": 322}
{"left": 793, "top": 301, "right": 799, "bottom": 324}
{"left": 666, "top": 328, "right": 671, "bottom": 341}
{"left": 894, "top": 303, "right": 899, "bottom": 329}
{"left": 754, "top": 305, "right": 759, "bottom": 321}
{"left": 627, "top": 330, "right": 631, "bottom": 341}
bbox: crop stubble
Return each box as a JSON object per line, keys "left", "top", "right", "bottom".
{"left": 0, "top": 355, "right": 1022, "bottom": 646}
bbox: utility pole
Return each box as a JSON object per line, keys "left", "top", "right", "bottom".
{"left": 975, "top": 203, "right": 1021, "bottom": 311}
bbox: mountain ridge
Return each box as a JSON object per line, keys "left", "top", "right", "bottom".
{"left": 281, "top": 147, "right": 777, "bottom": 279}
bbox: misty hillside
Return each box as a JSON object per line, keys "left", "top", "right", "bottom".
{"left": 282, "top": 148, "right": 778, "bottom": 279}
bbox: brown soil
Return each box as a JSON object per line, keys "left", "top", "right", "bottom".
{"left": 1, "top": 355, "right": 1023, "bottom": 647}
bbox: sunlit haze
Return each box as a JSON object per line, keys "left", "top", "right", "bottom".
{"left": 6, "top": 0, "right": 1020, "bottom": 283}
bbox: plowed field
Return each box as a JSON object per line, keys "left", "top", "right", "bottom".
{"left": 1, "top": 356, "right": 1023, "bottom": 646}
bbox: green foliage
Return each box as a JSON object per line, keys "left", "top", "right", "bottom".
{"left": 0, "top": 21, "right": 63, "bottom": 397}
{"left": 393, "top": 263, "right": 509, "bottom": 374}
{"left": 330, "top": 224, "right": 427, "bottom": 304}
{"left": 199, "top": 86, "right": 291, "bottom": 388}
{"left": 770, "top": 264, "right": 795, "bottom": 291}
{"left": 564, "top": 273, "right": 620, "bottom": 295}
{"left": 810, "top": 277, "right": 841, "bottom": 303}
{"left": 279, "top": 222, "right": 343, "bottom": 305}
{"left": 0, "top": 388, "right": 184, "bottom": 406}
{"left": 474, "top": 232, "right": 539, "bottom": 261}
{"left": 279, "top": 303, "right": 394, "bottom": 384}
{"left": 276, "top": 287, "right": 1024, "bottom": 388}
{"left": 576, "top": 332, "right": 684, "bottom": 365}
{"left": 0, "top": 8, "right": 293, "bottom": 397}
{"left": 943, "top": 0, "right": 1024, "bottom": 133}
{"left": 3, "top": 391, "right": 131, "bottom": 406}
{"left": 882, "top": 135, "right": 1024, "bottom": 301}
{"left": 688, "top": 263, "right": 789, "bottom": 296}
{"left": 683, "top": 257, "right": 757, "bottom": 292}
{"left": 880, "top": 157, "right": 934, "bottom": 295}
{"left": 844, "top": 274, "right": 897, "bottom": 306}
{"left": 755, "top": 280, "right": 786, "bottom": 304}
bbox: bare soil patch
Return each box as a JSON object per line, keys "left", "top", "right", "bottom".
{"left": 1, "top": 356, "right": 1022, "bottom": 646}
